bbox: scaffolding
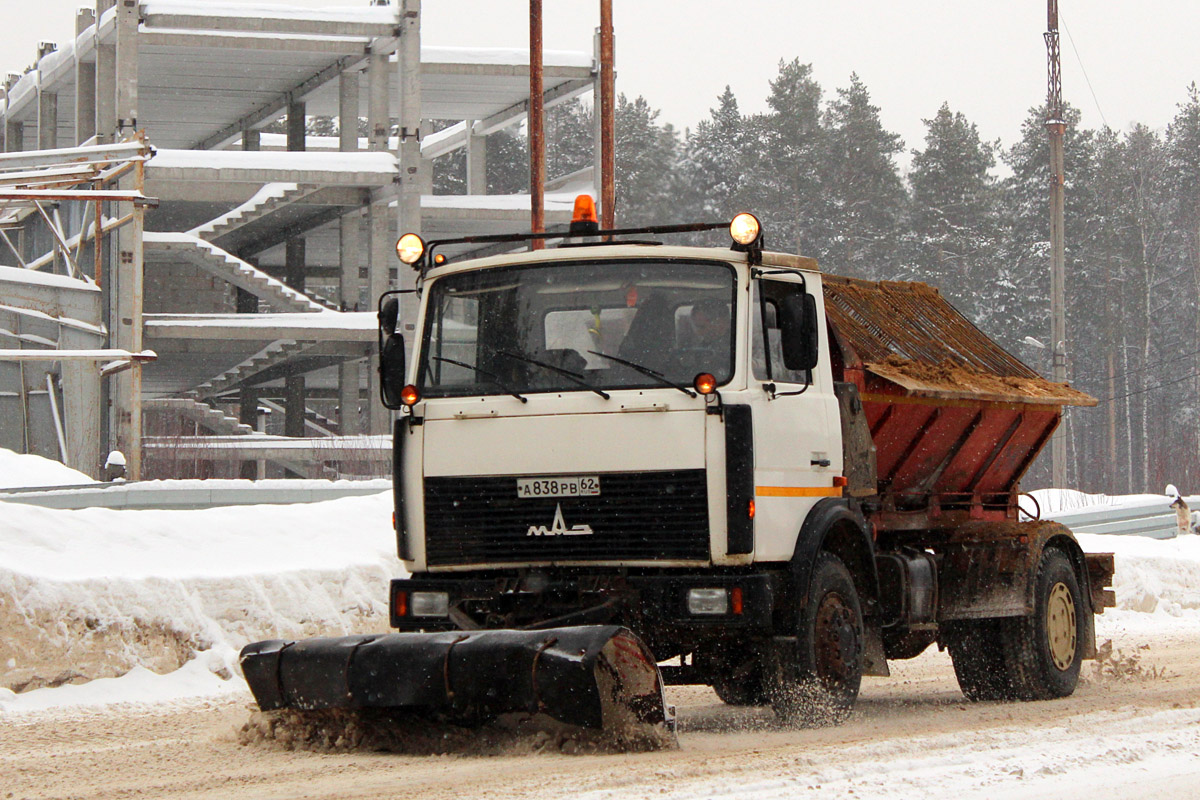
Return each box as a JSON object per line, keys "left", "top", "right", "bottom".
{"left": 0, "top": 0, "right": 600, "bottom": 480}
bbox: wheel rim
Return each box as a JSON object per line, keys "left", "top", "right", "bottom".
{"left": 813, "top": 592, "right": 857, "bottom": 688}
{"left": 1046, "top": 581, "right": 1077, "bottom": 671}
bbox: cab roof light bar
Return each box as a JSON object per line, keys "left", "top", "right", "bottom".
{"left": 395, "top": 196, "right": 764, "bottom": 274}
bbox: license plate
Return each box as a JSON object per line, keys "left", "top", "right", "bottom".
{"left": 516, "top": 476, "right": 600, "bottom": 499}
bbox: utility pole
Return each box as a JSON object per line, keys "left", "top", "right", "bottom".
{"left": 529, "top": 0, "right": 545, "bottom": 248}
{"left": 1045, "top": 0, "right": 1068, "bottom": 488}
{"left": 598, "top": 0, "right": 616, "bottom": 231}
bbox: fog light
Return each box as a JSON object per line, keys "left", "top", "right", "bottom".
{"left": 410, "top": 591, "right": 450, "bottom": 617}
{"left": 687, "top": 588, "right": 729, "bottom": 615}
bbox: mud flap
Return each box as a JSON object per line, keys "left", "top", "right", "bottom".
{"left": 239, "top": 625, "right": 673, "bottom": 736}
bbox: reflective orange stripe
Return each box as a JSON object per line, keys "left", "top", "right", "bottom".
{"left": 755, "top": 486, "right": 843, "bottom": 497}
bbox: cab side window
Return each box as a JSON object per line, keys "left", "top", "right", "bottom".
{"left": 751, "top": 280, "right": 812, "bottom": 385}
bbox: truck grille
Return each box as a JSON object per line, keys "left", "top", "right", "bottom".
{"left": 424, "top": 470, "right": 709, "bottom": 565}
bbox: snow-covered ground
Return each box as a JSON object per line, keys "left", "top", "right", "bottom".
{"left": 4, "top": 448, "right": 1200, "bottom": 798}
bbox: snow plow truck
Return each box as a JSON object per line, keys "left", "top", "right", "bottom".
{"left": 240, "top": 200, "right": 1115, "bottom": 742}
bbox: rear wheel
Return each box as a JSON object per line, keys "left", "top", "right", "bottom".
{"left": 1002, "top": 547, "right": 1084, "bottom": 700}
{"left": 768, "top": 552, "right": 863, "bottom": 726}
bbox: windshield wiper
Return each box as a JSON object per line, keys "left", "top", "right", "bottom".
{"left": 586, "top": 350, "right": 696, "bottom": 397}
{"left": 493, "top": 350, "right": 611, "bottom": 400}
{"left": 430, "top": 356, "right": 528, "bottom": 403}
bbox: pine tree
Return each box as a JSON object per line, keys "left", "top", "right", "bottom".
{"left": 745, "top": 59, "right": 826, "bottom": 256}
{"left": 905, "top": 103, "right": 1000, "bottom": 323}
{"left": 613, "top": 94, "right": 682, "bottom": 225}
{"left": 821, "top": 74, "right": 906, "bottom": 279}
{"left": 683, "top": 86, "right": 747, "bottom": 221}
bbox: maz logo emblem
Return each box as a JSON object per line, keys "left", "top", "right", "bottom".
{"left": 527, "top": 503, "right": 594, "bottom": 537}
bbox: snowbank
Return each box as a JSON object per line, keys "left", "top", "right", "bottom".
{"left": 0, "top": 447, "right": 96, "bottom": 489}
{"left": 0, "top": 492, "right": 404, "bottom": 709}
{"left": 1080, "top": 532, "right": 1200, "bottom": 618}
{"left": 3, "top": 489, "right": 1200, "bottom": 716}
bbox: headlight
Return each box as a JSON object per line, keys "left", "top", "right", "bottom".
{"left": 410, "top": 591, "right": 450, "bottom": 617}
{"left": 687, "top": 588, "right": 729, "bottom": 615}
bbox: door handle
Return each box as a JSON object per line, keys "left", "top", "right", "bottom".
{"left": 811, "top": 458, "right": 831, "bottom": 467}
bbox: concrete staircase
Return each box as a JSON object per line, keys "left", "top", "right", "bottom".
{"left": 143, "top": 233, "right": 335, "bottom": 313}
{"left": 189, "top": 182, "right": 320, "bottom": 243}
{"left": 144, "top": 397, "right": 256, "bottom": 436}
{"left": 259, "top": 398, "right": 341, "bottom": 436}
{"left": 187, "top": 339, "right": 307, "bottom": 399}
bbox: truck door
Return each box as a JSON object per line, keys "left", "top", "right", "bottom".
{"left": 744, "top": 275, "right": 842, "bottom": 561}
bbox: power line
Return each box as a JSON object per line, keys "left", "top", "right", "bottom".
{"left": 1060, "top": 12, "right": 1109, "bottom": 130}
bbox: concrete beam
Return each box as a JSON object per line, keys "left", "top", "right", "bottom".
{"left": 139, "top": 11, "right": 398, "bottom": 39}
{"left": 194, "top": 55, "right": 363, "bottom": 151}
{"left": 472, "top": 77, "right": 592, "bottom": 137}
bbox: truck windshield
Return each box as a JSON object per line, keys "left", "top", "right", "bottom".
{"left": 418, "top": 258, "right": 736, "bottom": 398}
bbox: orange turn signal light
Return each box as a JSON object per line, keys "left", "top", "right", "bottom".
{"left": 400, "top": 384, "right": 420, "bottom": 406}
{"left": 394, "top": 590, "right": 408, "bottom": 617}
{"left": 693, "top": 372, "right": 717, "bottom": 395}
{"left": 748, "top": 499, "right": 756, "bottom": 519}
{"left": 731, "top": 586, "right": 744, "bottom": 615}
{"left": 833, "top": 475, "right": 848, "bottom": 487}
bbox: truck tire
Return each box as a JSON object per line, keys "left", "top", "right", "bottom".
{"left": 768, "top": 552, "right": 863, "bottom": 726}
{"left": 1001, "top": 547, "right": 1085, "bottom": 700}
{"left": 947, "top": 619, "right": 1013, "bottom": 701}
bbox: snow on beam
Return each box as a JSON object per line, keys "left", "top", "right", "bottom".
{"left": 139, "top": 5, "right": 400, "bottom": 39}
{"left": 138, "top": 30, "right": 375, "bottom": 56}
{"left": 0, "top": 348, "right": 156, "bottom": 362}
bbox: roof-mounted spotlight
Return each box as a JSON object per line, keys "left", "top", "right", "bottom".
{"left": 395, "top": 233, "right": 426, "bottom": 268}
{"left": 729, "top": 212, "right": 763, "bottom": 265}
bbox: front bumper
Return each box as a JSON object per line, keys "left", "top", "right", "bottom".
{"left": 389, "top": 571, "right": 777, "bottom": 637}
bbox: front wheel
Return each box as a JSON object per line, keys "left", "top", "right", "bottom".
{"left": 1002, "top": 547, "right": 1085, "bottom": 700}
{"left": 768, "top": 552, "right": 863, "bottom": 726}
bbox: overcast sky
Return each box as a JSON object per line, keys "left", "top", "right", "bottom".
{"left": 6, "top": 1, "right": 1199, "bottom": 172}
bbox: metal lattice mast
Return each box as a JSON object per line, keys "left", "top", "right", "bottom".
{"left": 1046, "top": 0, "right": 1068, "bottom": 488}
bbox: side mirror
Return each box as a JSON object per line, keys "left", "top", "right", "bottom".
{"left": 778, "top": 292, "right": 820, "bottom": 372}
{"left": 379, "top": 296, "right": 400, "bottom": 337}
{"left": 378, "top": 295, "right": 407, "bottom": 409}
{"left": 380, "top": 333, "right": 407, "bottom": 409}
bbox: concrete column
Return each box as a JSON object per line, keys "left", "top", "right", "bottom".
{"left": 75, "top": 9, "right": 96, "bottom": 145}
{"left": 337, "top": 72, "right": 363, "bottom": 434}
{"left": 284, "top": 237, "right": 306, "bottom": 438}
{"left": 338, "top": 70, "right": 359, "bottom": 150}
{"left": 286, "top": 99, "right": 305, "bottom": 151}
{"left": 367, "top": 50, "right": 390, "bottom": 152}
{"left": 466, "top": 122, "right": 486, "bottom": 195}
{"left": 110, "top": 162, "right": 145, "bottom": 478}
{"left": 365, "top": 199, "right": 391, "bottom": 435}
{"left": 238, "top": 388, "right": 258, "bottom": 479}
{"left": 37, "top": 88, "right": 58, "bottom": 150}
{"left": 5, "top": 121, "right": 23, "bottom": 153}
{"left": 396, "top": 0, "right": 423, "bottom": 368}
{"left": 242, "top": 128, "right": 260, "bottom": 151}
{"left": 114, "top": 0, "right": 138, "bottom": 138}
